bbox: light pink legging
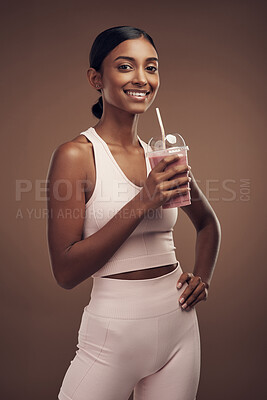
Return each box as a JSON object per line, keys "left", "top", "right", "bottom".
{"left": 58, "top": 263, "right": 201, "bottom": 400}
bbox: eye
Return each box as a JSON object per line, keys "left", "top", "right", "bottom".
{"left": 118, "top": 64, "right": 133, "bottom": 71}
{"left": 146, "top": 65, "right": 158, "bottom": 73}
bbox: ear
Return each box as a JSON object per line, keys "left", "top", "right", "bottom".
{"left": 87, "top": 68, "right": 102, "bottom": 90}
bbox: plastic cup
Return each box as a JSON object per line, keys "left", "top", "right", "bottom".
{"left": 146, "top": 133, "right": 191, "bottom": 208}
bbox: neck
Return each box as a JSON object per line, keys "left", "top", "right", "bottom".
{"left": 94, "top": 105, "right": 140, "bottom": 147}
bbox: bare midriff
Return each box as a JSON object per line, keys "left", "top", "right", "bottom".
{"left": 101, "top": 263, "right": 178, "bottom": 280}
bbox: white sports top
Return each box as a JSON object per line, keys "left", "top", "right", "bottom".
{"left": 80, "top": 127, "right": 178, "bottom": 278}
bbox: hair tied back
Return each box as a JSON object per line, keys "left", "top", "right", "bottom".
{"left": 92, "top": 96, "right": 103, "bottom": 119}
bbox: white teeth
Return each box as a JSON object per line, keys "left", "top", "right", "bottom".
{"left": 125, "top": 91, "right": 147, "bottom": 97}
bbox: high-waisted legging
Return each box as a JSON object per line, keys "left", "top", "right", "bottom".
{"left": 58, "top": 263, "right": 201, "bottom": 400}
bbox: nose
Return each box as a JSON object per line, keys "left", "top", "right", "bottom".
{"left": 132, "top": 67, "right": 147, "bottom": 86}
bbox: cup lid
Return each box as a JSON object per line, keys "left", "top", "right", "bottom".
{"left": 147, "top": 133, "right": 189, "bottom": 152}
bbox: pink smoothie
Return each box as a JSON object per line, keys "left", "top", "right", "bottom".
{"left": 148, "top": 149, "right": 191, "bottom": 208}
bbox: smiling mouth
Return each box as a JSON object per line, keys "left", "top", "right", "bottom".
{"left": 123, "top": 89, "right": 150, "bottom": 98}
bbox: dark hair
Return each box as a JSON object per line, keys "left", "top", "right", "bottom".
{"left": 89, "top": 26, "right": 157, "bottom": 119}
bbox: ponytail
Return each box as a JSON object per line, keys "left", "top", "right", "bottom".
{"left": 92, "top": 96, "right": 103, "bottom": 119}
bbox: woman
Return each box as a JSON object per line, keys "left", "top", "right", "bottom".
{"left": 47, "top": 26, "right": 221, "bottom": 400}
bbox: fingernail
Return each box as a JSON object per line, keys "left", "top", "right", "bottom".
{"left": 177, "top": 282, "right": 182, "bottom": 289}
{"left": 182, "top": 303, "right": 187, "bottom": 309}
{"left": 179, "top": 297, "right": 184, "bottom": 304}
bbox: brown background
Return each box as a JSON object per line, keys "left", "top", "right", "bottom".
{"left": 1, "top": 0, "right": 266, "bottom": 399}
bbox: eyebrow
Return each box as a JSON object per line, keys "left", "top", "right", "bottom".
{"left": 113, "top": 56, "right": 158, "bottom": 63}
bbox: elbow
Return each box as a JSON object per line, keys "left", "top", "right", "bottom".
{"left": 212, "top": 213, "right": 222, "bottom": 239}
{"left": 199, "top": 211, "right": 222, "bottom": 239}
{"left": 57, "top": 279, "right": 76, "bottom": 290}
{"left": 54, "top": 274, "right": 76, "bottom": 290}
{"left": 49, "top": 246, "right": 93, "bottom": 289}
{"left": 52, "top": 264, "right": 78, "bottom": 290}
{"left": 208, "top": 213, "right": 222, "bottom": 245}
{"left": 49, "top": 249, "right": 82, "bottom": 290}
{"left": 217, "top": 216, "right": 222, "bottom": 239}
{"left": 56, "top": 270, "right": 82, "bottom": 290}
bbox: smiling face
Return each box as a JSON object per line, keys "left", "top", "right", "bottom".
{"left": 98, "top": 37, "right": 160, "bottom": 116}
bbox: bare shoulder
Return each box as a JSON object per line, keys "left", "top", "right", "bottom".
{"left": 52, "top": 135, "right": 93, "bottom": 166}
{"left": 48, "top": 133, "right": 95, "bottom": 181}
{"left": 53, "top": 134, "right": 92, "bottom": 161}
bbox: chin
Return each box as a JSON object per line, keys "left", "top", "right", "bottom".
{"left": 127, "top": 101, "right": 154, "bottom": 115}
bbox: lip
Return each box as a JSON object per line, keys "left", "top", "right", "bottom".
{"left": 123, "top": 89, "right": 151, "bottom": 101}
{"left": 124, "top": 89, "right": 150, "bottom": 93}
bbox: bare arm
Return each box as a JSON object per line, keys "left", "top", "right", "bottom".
{"left": 47, "top": 144, "right": 190, "bottom": 289}
{"left": 177, "top": 170, "right": 221, "bottom": 310}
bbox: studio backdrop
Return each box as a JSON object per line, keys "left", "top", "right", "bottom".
{"left": 1, "top": 1, "right": 266, "bottom": 399}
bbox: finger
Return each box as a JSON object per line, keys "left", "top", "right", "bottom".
{"left": 176, "top": 272, "right": 192, "bottom": 289}
{"left": 161, "top": 175, "right": 191, "bottom": 191}
{"left": 178, "top": 276, "right": 201, "bottom": 306}
{"left": 153, "top": 154, "right": 182, "bottom": 173}
{"left": 181, "top": 282, "right": 208, "bottom": 310}
{"left": 184, "top": 289, "right": 208, "bottom": 311}
{"left": 160, "top": 164, "right": 191, "bottom": 181}
{"left": 162, "top": 186, "right": 191, "bottom": 202}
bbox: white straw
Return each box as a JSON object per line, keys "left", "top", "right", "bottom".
{"left": 155, "top": 108, "right": 166, "bottom": 149}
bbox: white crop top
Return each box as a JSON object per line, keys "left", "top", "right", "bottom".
{"left": 80, "top": 127, "right": 178, "bottom": 278}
